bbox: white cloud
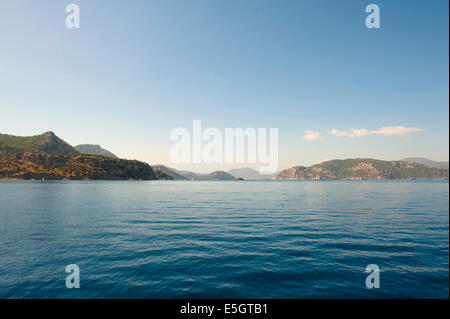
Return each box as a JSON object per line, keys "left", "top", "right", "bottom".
{"left": 303, "top": 130, "right": 324, "bottom": 141}
{"left": 328, "top": 129, "right": 348, "bottom": 137}
{"left": 328, "top": 126, "right": 424, "bottom": 138}
{"left": 348, "top": 128, "right": 371, "bottom": 138}
{"left": 372, "top": 126, "right": 424, "bottom": 136}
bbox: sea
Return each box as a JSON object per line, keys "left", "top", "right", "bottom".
{"left": 0, "top": 180, "right": 448, "bottom": 298}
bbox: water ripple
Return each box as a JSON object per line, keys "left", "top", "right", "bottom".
{"left": 0, "top": 180, "right": 448, "bottom": 298}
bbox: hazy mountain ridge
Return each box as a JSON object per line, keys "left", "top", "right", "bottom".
{"left": 274, "top": 159, "right": 449, "bottom": 180}
{"left": 153, "top": 165, "right": 236, "bottom": 180}
{"left": 152, "top": 165, "right": 189, "bottom": 180}
{"left": 75, "top": 144, "right": 118, "bottom": 159}
{"left": 201, "top": 171, "right": 235, "bottom": 180}
{"left": 228, "top": 167, "right": 276, "bottom": 179}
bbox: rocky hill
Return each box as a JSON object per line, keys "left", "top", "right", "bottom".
{"left": 273, "top": 159, "right": 449, "bottom": 180}
{"left": 75, "top": 144, "right": 118, "bottom": 159}
{"left": 0, "top": 152, "right": 162, "bottom": 180}
{"left": 0, "top": 132, "right": 163, "bottom": 180}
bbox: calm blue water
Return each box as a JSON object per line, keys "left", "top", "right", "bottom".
{"left": 0, "top": 180, "right": 448, "bottom": 298}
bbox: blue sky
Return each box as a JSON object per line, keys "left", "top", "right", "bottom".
{"left": 0, "top": 0, "right": 448, "bottom": 172}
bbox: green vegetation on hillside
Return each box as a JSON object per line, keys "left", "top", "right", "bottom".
{"left": 0, "top": 131, "right": 161, "bottom": 180}
{"left": 0, "top": 131, "right": 79, "bottom": 155}
{"left": 274, "top": 158, "right": 449, "bottom": 180}
{"left": 0, "top": 152, "right": 158, "bottom": 180}
{"left": 75, "top": 144, "right": 118, "bottom": 159}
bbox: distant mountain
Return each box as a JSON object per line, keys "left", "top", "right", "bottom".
{"left": 152, "top": 166, "right": 235, "bottom": 180}
{"left": 153, "top": 170, "right": 173, "bottom": 180}
{"left": 274, "top": 159, "right": 449, "bottom": 180}
{"left": 228, "top": 167, "right": 276, "bottom": 180}
{"left": 152, "top": 165, "right": 189, "bottom": 180}
{"left": 200, "top": 171, "right": 235, "bottom": 180}
{"left": 75, "top": 144, "right": 118, "bottom": 159}
{"left": 0, "top": 131, "right": 163, "bottom": 180}
{"left": 176, "top": 170, "right": 200, "bottom": 180}
{"left": 402, "top": 157, "right": 449, "bottom": 170}
{"left": 0, "top": 131, "right": 79, "bottom": 155}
